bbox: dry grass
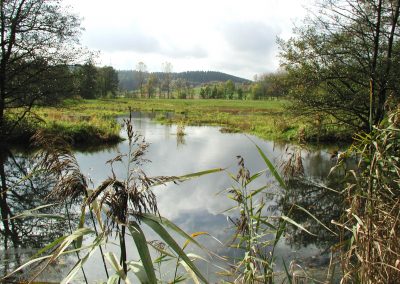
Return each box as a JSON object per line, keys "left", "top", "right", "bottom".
{"left": 337, "top": 107, "right": 400, "bottom": 283}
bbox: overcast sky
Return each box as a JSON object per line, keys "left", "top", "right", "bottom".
{"left": 64, "top": 0, "right": 312, "bottom": 80}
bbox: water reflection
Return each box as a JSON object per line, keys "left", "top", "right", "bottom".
{"left": 76, "top": 118, "right": 344, "bottom": 267}
{"left": 0, "top": 149, "right": 72, "bottom": 279}
{"left": 1, "top": 116, "right": 347, "bottom": 282}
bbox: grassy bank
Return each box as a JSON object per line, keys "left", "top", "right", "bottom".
{"left": 7, "top": 107, "right": 122, "bottom": 147}
{"left": 10, "top": 98, "right": 352, "bottom": 147}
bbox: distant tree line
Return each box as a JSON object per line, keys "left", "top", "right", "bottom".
{"left": 118, "top": 64, "right": 290, "bottom": 100}
{"left": 118, "top": 70, "right": 251, "bottom": 92}
{"left": 197, "top": 73, "right": 288, "bottom": 100}
{"left": 199, "top": 80, "right": 247, "bottom": 100}
{"left": 72, "top": 61, "right": 119, "bottom": 99}
{"left": 29, "top": 60, "right": 120, "bottom": 102}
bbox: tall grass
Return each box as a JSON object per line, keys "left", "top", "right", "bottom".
{"left": 2, "top": 113, "right": 223, "bottom": 283}
{"left": 220, "top": 142, "right": 333, "bottom": 283}
{"left": 337, "top": 107, "right": 400, "bottom": 283}
{"left": 1, "top": 113, "right": 343, "bottom": 283}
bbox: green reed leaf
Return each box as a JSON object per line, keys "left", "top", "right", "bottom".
{"left": 128, "top": 222, "right": 157, "bottom": 284}
{"left": 254, "top": 143, "right": 286, "bottom": 190}
{"left": 76, "top": 205, "right": 86, "bottom": 249}
{"left": 178, "top": 168, "right": 225, "bottom": 181}
{"left": 142, "top": 213, "right": 204, "bottom": 250}
{"left": 281, "top": 215, "right": 316, "bottom": 236}
{"left": 105, "top": 252, "right": 131, "bottom": 284}
{"left": 61, "top": 236, "right": 102, "bottom": 284}
{"left": 294, "top": 204, "right": 338, "bottom": 235}
{"left": 141, "top": 215, "right": 209, "bottom": 284}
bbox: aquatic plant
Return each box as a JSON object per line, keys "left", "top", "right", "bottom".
{"left": 337, "top": 107, "right": 400, "bottom": 283}
{"left": 2, "top": 113, "right": 223, "bottom": 283}
{"left": 222, "top": 143, "right": 313, "bottom": 283}
{"left": 176, "top": 121, "right": 186, "bottom": 137}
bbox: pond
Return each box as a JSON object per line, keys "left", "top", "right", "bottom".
{"left": 0, "top": 113, "right": 345, "bottom": 283}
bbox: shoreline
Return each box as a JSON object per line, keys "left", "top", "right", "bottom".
{"left": 5, "top": 98, "right": 354, "bottom": 149}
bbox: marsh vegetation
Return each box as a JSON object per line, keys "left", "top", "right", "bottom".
{"left": 1, "top": 0, "right": 400, "bottom": 283}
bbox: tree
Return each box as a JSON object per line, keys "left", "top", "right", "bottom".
{"left": 251, "top": 72, "right": 288, "bottom": 100}
{"left": 0, "top": 0, "right": 82, "bottom": 140}
{"left": 136, "top": 62, "right": 147, "bottom": 97}
{"left": 211, "top": 85, "right": 218, "bottom": 99}
{"left": 204, "top": 85, "right": 211, "bottom": 98}
{"left": 75, "top": 60, "right": 99, "bottom": 99}
{"left": 173, "top": 78, "right": 187, "bottom": 99}
{"left": 225, "top": 80, "right": 235, "bottom": 99}
{"left": 162, "top": 62, "right": 173, "bottom": 99}
{"left": 98, "top": 66, "right": 119, "bottom": 97}
{"left": 279, "top": 0, "right": 400, "bottom": 131}
{"left": 251, "top": 82, "right": 264, "bottom": 100}
{"left": 146, "top": 74, "right": 157, "bottom": 98}
{"left": 0, "top": 0, "right": 83, "bottom": 249}
{"left": 237, "top": 87, "right": 244, "bottom": 100}
{"left": 199, "top": 87, "right": 206, "bottom": 99}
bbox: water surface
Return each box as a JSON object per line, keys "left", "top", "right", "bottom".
{"left": 1, "top": 114, "right": 343, "bottom": 282}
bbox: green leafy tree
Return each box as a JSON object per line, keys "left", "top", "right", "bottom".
{"left": 211, "top": 85, "right": 218, "bottom": 99}
{"left": 173, "top": 78, "right": 188, "bottom": 99}
{"left": 98, "top": 66, "right": 119, "bottom": 97}
{"left": 252, "top": 72, "right": 288, "bottom": 99}
{"left": 205, "top": 85, "right": 211, "bottom": 98}
{"left": 76, "top": 60, "right": 99, "bottom": 99}
{"left": 0, "top": 0, "right": 83, "bottom": 250}
{"left": 225, "top": 80, "right": 235, "bottom": 99}
{"left": 279, "top": 0, "right": 400, "bottom": 131}
{"left": 146, "top": 74, "right": 158, "bottom": 98}
{"left": 237, "top": 87, "right": 244, "bottom": 100}
{"left": 199, "top": 88, "right": 206, "bottom": 99}
{"left": 251, "top": 83, "right": 264, "bottom": 100}
{"left": 0, "top": 0, "right": 82, "bottom": 140}
{"left": 162, "top": 62, "right": 173, "bottom": 99}
{"left": 136, "top": 62, "right": 147, "bottom": 97}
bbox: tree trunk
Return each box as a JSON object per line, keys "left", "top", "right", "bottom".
{"left": 370, "top": 0, "right": 383, "bottom": 130}
{"left": 375, "top": 0, "right": 400, "bottom": 125}
{"left": 0, "top": 148, "right": 19, "bottom": 249}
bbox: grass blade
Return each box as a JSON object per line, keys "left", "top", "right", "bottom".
{"left": 253, "top": 142, "right": 286, "bottom": 189}
{"left": 142, "top": 213, "right": 204, "bottom": 250}
{"left": 282, "top": 258, "right": 293, "bottom": 284}
{"left": 61, "top": 236, "right": 102, "bottom": 284}
{"left": 76, "top": 205, "right": 87, "bottom": 249}
{"left": 105, "top": 252, "right": 131, "bottom": 284}
{"left": 281, "top": 215, "right": 316, "bottom": 236}
{"left": 30, "top": 235, "right": 67, "bottom": 259}
{"left": 178, "top": 168, "right": 225, "bottom": 181}
{"left": 127, "top": 261, "right": 153, "bottom": 284}
{"left": 30, "top": 228, "right": 94, "bottom": 282}
{"left": 107, "top": 274, "right": 120, "bottom": 284}
{"left": 1, "top": 255, "right": 49, "bottom": 280}
{"left": 141, "top": 216, "right": 209, "bottom": 284}
{"left": 180, "top": 261, "right": 201, "bottom": 284}
{"left": 128, "top": 222, "right": 157, "bottom": 284}
{"left": 11, "top": 203, "right": 64, "bottom": 220}
{"left": 294, "top": 204, "right": 337, "bottom": 236}
{"left": 245, "top": 170, "right": 266, "bottom": 186}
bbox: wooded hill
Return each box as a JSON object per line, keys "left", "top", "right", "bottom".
{"left": 118, "top": 70, "right": 251, "bottom": 91}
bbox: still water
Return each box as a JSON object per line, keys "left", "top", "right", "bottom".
{"left": 1, "top": 114, "right": 343, "bottom": 282}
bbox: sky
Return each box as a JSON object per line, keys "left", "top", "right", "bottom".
{"left": 64, "top": 0, "right": 312, "bottom": 80}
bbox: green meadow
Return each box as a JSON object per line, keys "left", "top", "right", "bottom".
{"left": 19, "top": 98, "right": 351, "bottom": 147}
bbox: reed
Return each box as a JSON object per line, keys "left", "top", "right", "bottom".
{"left": 336, "top": 107, "right": 400, "bottom": 283}
{"left": 221, "top": 142, "right": 325, "bottom": 283}
{"left": 2, "top": 112, "right": 223, "bottom": 283}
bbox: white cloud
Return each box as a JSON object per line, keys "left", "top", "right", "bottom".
{"left": 64, "top": 0, "right": 312, "bottom": 79}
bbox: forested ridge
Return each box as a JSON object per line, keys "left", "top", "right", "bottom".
{"left": 118, "top": 70, "right": 250, "bottom": 91}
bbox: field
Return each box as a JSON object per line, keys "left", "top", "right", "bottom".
{"left": 13, "top": 98, "right": 352, "bottom": 147}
